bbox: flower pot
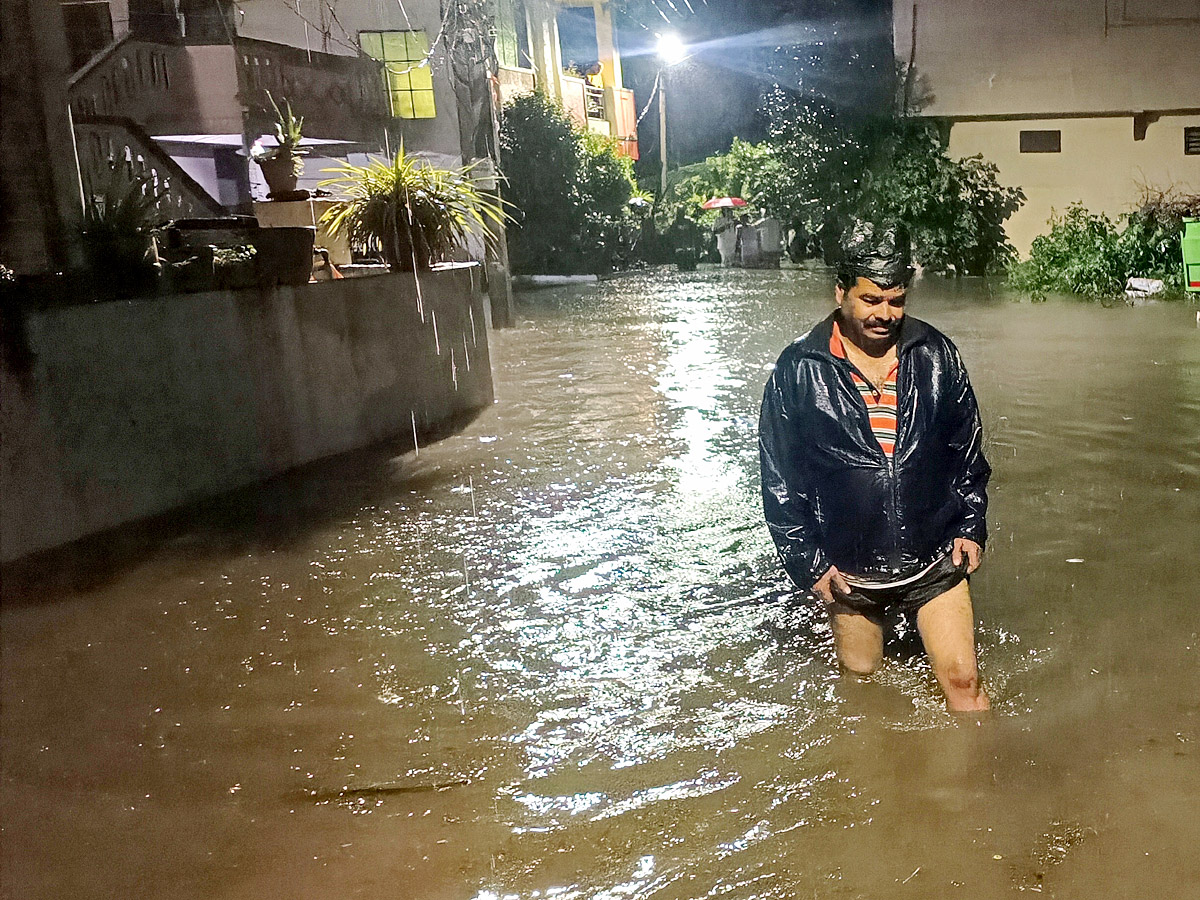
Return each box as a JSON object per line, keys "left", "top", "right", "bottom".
{"left": 252, "top": 227, "right": 315, "bottom": 286}
{"left": 382, "top": 225, "right": 433, "bottom": 272}
{"left": 81, "top": 232, "right": 161, "bottom": 297}
{"left": 256, "top": 154, "right": 300, "bottom": 198}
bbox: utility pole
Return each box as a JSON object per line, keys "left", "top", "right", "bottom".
{"left": 654, "top": 33, "right": 686, "bottom": 199}
{"left": 658, "top": 67, "right": 668, "bottom": 198}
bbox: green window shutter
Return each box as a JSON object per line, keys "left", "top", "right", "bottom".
{"left": 496, "top": 0, "right": 518, "bottom": 68}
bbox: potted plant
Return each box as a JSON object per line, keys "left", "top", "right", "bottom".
{"left": 251, "top": 93, "right": 309, "bottom": 198}
{"left": 213, "top": 245, "right": 257, "bottom": 290}
{"left": 318, "top": 144, "right": 508, "bottom": 271}
{"left": 79, "top": 163, "right": 164, "bottom": 295}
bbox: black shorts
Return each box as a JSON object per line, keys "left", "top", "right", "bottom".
{"left": 832, "top": 553, "right": 968, "bottom": 618}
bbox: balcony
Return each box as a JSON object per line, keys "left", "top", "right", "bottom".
{"left": 68, "top": 35, "right": 390, "bottom": 143}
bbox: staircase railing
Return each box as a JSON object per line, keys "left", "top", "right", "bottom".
{"left": 74, "top": 115, "right": 226, "bottom": 220}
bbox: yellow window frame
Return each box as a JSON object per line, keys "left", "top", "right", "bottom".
{"left": 359, "top": 30, "right": 436, "bottom": 119}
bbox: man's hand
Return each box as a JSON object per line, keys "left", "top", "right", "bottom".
{"left": 951, "top": 538, "right": 982, "bottom": 574}
{"left": 812, "top": 565, "right": 852, "bottom": 606}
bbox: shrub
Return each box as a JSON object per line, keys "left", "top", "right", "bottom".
{"left": 665, "top": 92, "right": 1023, "bottom": 274}
{"left": 574, "top": 132, "right": 635, "bottom": 273}
{"left": 498, "top": 93, "right": 580, "bottom": 273}
{"left": 78, "top": 162, "right": 165, "bottom": 293}
{"left": 320, "top": 145, "right": 505, "bottom": 271}
{"left": 862, "top": 121, "right": 1024, "bottom": 275}
{"left": 759, "top": 84, "right": 1023, "bottom": 274}
{"left": 1007, "top": 190, "right": 1199, "bottom": 298}
{"left": 499, "top": 92, "right": 638, "bottom": 274}
{"left": 656, "top": 138, "right": 784, "bottom": 227}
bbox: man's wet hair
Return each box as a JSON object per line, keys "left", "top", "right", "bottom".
{"left": 835, "top": 219, "right": 915, "bottom": 291}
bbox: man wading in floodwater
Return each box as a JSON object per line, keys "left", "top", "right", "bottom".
{"left": 759, "top": 220, "right": 991, "bottom": 711}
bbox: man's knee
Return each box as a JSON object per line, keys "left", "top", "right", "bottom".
{"left": 839, "top": 649, "right": 883, "bottom": 677}
{"left": 940, "top": 657, "right": 981, "bottom": 694}
{"left": 831, "top": 611, "right": 884, "bottom": 677}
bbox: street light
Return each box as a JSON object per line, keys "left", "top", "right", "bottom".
{"left": 657, "top": 32, "right": 687, "bottom": 66}
{"left": 656, "top": 32, "right": 687, "bottom": 197}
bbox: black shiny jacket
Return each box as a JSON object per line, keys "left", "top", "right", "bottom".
{"left": 759, "top": 311, "right": 990, "bottom": 588}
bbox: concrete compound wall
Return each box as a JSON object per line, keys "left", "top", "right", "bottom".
{"left": 0, "top": 266, "right": 492, "bottom": 562}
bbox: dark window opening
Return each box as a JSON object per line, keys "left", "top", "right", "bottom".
{"left": 62, "top": 1, "right": 114, "bottom": 71}
{"left": 1020, "top": 130, "right": 1061, "bottom": 153}
{"left": 1185, "top": 127, "right": 1200, "bottom": 156}
{"left": 557, "top": 6, "right": 599, "bottom": 75}
{"left": 514, "top": 0, "right": 532, "bottom": 67}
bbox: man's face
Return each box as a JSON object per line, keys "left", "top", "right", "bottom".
{"left": 835, "top": 276, "right": 908, "bottom": 352}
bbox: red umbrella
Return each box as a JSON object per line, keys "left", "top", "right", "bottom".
{"left": 701, "top": 196, "right": 748, "bottom": 210}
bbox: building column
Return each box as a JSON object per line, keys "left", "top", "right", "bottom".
{"left": 527, "top": 1, "right": 562, "bottom": 102}
{"left": 0, "top": 0, "right": 84, "bottom": 274}
{"left": 593, "top": 1, "right": 622, "bottom": 89}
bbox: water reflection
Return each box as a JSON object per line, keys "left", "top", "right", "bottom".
{"left": 2, "top": 268, "right": 1199, "bottom": 900}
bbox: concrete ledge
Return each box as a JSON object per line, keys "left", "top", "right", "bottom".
{"left": 1, "top": 266, "right": 491, "bottom": 562}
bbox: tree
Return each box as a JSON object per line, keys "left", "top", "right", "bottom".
{"left": 759, "top": 68, "right": 1024, "bottom": 274}
{"left": 860, "top": 119, "right": 1025, "bottom": 275}
{"left": 499, "top": 93, "right": 637, "bottom": 274}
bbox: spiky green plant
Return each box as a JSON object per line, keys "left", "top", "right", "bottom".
{"left": 81, "top": 162, "right": 164, "bottom": 241}
{"left": 78, "top": 162, "right": 165, "bottom": 289}
{"left": 251, "top": 92, "right": 309, "bottom": 178}
{"left": 319, "top": 146, "right": 508, "bottom": 270}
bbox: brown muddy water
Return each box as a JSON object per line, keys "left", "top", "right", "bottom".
{"left": 2, "top": 267, "right": 1199, "bottom": 900}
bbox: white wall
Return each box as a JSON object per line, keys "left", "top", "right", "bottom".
{"left": 895, "top": 0, "right": 1200, "bottom": 117}
{"left": 1, "top": 268, "right": 492, "bottom": 562}
{"left": 950, "top": 114, "right": 1200, "bottom": 256}
{"left": 896, "top": 0, "right": 1200, "bottom": 255}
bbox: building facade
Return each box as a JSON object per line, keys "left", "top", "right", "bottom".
{"left": 895, "top": 0, "right": 1200, "bottom": 255}
{"left": 3, "top": 0, "right": 639, "bottom": 274}
{"left": 495, "top": 0, "right": 638, "bottom": 158}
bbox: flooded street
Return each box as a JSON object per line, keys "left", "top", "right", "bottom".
{"left": 3, "top": 267, "right": 1199, "bottom": 899}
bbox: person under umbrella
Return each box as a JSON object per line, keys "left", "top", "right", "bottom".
{"left": 703, "top": 197, "right": 747, "bottom": 267}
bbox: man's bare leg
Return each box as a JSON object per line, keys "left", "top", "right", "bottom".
{"left": 916, "top": 580, "right": 990, "bottom": 712}
{"left": 829, "top": 603, "right": 884, "bottom": 676}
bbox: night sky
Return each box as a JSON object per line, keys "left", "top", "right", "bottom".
{"left": 602, "top": 1, "right": 894, "bottom": 178}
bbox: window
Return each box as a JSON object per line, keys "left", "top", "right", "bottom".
{"left": 61, "top": 1, "right": 114, "bottom": 71}
{"left": 1020, "top": 130, "right": 1061, "bottom": 153}
{"left": 1185, "top": 127, "right": 1200, "bottom": 156}
{"left": 360, "top": 31, "right": 436, "bottom": 119}
{"left": 496, "top": 0, "right": 532, "bottom": 69}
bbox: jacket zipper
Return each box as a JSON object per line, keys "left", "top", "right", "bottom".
{"left": 887, "top": 354, "right": 906, "bottom": 569}
{"left": 841, "top": 356, "right": 904, "bottom": 570}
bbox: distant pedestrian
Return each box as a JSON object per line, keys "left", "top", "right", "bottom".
{"left": 668, "top": 210, "right": 701, "bottom": 270}
{"left": 713, "top": 208, "right": 737, "bottom": 266}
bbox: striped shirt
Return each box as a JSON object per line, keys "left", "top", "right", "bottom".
{"left": 830, "top": 321, "right": 900, "bottom": 457}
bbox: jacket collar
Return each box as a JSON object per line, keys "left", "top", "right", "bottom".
{"left": 796, "top": 310, "right": 931, "bottom": 361}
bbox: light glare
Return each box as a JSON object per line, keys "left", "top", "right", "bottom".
{"left": 657, "top": 32, "right": 687, "bottom": 66}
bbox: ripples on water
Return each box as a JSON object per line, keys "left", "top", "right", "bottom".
{"left": 2, "top": 268, "right": 1198, "bottom": 899}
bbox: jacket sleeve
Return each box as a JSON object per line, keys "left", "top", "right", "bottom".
{"left": 759, "top": 359, "right": 829, "bottom": 589}
{"left": 943, "top": 346, "right": 991, "bottom": 548}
